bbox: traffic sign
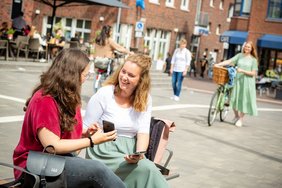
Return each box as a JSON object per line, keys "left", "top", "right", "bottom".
{"left": 135, "top": 21, "right": 144, "bottom": 32}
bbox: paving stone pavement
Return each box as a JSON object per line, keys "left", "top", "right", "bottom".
{"left": 0, "top": 60, "right": 282, "bottom": 187}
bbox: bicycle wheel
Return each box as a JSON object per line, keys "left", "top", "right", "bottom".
{"left": 208, "top": 91, "right": 219, "bottom": 126}
{"left": 220, "top": 90, "right": 231, "bottom": 121}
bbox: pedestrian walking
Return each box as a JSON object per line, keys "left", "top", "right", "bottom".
{"left": 163, "top": 52, "right": 172, "bottom": 75}
{"left": 200, "top": 55, "right": 208, "bottom": 78}
{"left": 170, "top": 38, "right": 191, "bottom": 101}
{"left": 189, "top": 53, "right": 197, "bottom": 77}
{"left": 215, "top": 41, "right": 258, "bottom": 127}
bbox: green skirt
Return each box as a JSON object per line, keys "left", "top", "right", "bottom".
{"left": 86, "top": 136, "right": 169, "bottom": 188}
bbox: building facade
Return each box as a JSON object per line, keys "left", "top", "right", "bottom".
{"left": 4, "top": 0, "right": 281, "bottom": 76}
{"left": 220, "top": 0, "right": 282, "bottom": 75}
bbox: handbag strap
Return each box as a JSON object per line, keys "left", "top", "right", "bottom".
{"left": 40, "top": 145, "right": 55, "bottom": 188}
{"left": 0, "top": 162, "right": 40, "bottom": 188}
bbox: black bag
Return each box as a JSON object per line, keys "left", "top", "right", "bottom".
{"left": 23, "top": 145, "right": 67, "bottom": 188}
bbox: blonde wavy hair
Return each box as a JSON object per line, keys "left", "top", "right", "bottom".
{"left": 103, "top": 54, "right": 152, "bottom": 112}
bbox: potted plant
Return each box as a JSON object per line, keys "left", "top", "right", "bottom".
{"left": 6, "top": 28, "right": 15, "bottom": 40}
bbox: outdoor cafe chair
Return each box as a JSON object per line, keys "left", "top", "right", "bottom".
{"left": 0, "top": 40, "right": 9, "bottom": 61}
{"left": 28, "top": 38, "right": 47, "bottom": 61}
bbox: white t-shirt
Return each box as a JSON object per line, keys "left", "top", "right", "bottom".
{"left": 83, "top": 85, "right": 152, "bottom": 138}
{"left": 171, "top": 48, "right": 191, "bottom": 72}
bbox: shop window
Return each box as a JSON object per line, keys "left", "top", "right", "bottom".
{"left": 267, "top": 0, "right": 282, "bottom": 19}
{"left": 181, "top": 0, "right": 189, "bottom": 11}
{"left": 112, "top": 23, "right": 133, "bottom": 49}
{"left": 43, "top": 16, "right": 91, "bottom": 42}
{"left": 233, "top": 0, "right": 252, "bottom": 17}
{"left": 144, "top": 29, "right": 171, "bottom": 61}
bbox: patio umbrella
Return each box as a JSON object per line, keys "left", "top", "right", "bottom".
{"left": 34, "top": 0, "right": 130, "bottom": 34}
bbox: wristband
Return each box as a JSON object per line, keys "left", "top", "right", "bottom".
{"left": 88, "top": 136, "right": 94, "bottom": 147}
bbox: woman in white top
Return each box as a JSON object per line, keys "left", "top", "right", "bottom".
{"left": 84, "top": 54, "right": 169, "bottom": 188}
{"left": 170, "top": 38, "right": 191, "bottom": 101}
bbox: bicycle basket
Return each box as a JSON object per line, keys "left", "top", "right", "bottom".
{"left": 213, "top": 66, "right": 228, "bottom": 85}
{"left": 94, "top": 57, "right": 111, "bottom": 70}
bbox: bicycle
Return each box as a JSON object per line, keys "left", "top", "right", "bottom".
{"left": 92, "top": 51, "right": 126, "bottom": 93}
{"left": 207, "top": 66, "right": 235, "bottom": 126}
{"left": 93, "top": 58, "right": 113, "bottom": 93}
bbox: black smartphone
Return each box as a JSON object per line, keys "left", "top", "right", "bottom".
{"left": 102, "top": 120, "right": 115, "bottom": 133}
{"left": 129, "top": 151, "right": 147, "bottom": 157}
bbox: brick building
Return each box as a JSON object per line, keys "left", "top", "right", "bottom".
{"left": 4, "top": 0, "right": 281, "bottom": 76}
{"left": 220, "top": 0, "right": 282, "bottom": 75}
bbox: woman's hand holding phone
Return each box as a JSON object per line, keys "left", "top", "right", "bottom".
{"left": 91, "top": 129, "right": 117, "bottom": 144}
{"left": 124, "top": 151, "right": 146, "bottom": 164}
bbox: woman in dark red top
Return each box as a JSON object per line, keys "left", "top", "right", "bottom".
{"left": 13, "top": 49, "right": 125, "bottom": 188}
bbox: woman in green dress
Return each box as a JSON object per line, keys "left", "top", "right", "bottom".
{"left": 216, "top": 41, "right": 258, "bottom": 127}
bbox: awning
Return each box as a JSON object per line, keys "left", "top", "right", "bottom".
{"left": 219, "top": 30, "right": 248, "bottom": 45}
{"left": 257, "top": 34, "right": 282, "bottom": 50}
{"left": 82, "top": 0, "right": 130, "bottom": 8}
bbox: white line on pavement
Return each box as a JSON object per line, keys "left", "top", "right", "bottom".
{"left": 1, "top": 105, "right": 282, "bottom": 124}
{"left": 0, "top": 94, "right": 25, "bottom": 103}
{"left": 0, "top": 116, "right": 24, "bottom": 123}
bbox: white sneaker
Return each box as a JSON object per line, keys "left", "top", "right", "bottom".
{"left": 232, "top": 117, "right": 239, "bottom": 124}
{"left": 174, "top": 96, "right": 180, "bottom": 101}
{"left": 235, "top": 119, "right": 242, "bottom": 127}
{"left": 170, "top": 96, "right": 175, "bottom": 100}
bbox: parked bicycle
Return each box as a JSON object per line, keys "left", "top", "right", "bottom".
{"left": 93, "top": 58, "right": 113, "bottom": 93}
{"left": 92, "top": 51, "right": 126, "bottom": 93}
{"left": 207, "top": 66, "right": 235, "bottom": 126}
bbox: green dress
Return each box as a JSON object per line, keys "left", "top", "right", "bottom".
{"left": 86, "top": 137, "right": 169, "bottom": 188}
{"left": 230, "top": 53, "right": 258, "bottom": 116}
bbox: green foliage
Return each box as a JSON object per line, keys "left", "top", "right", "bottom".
{"left": 7, "top": 28, "right": 15, "bottom": 34}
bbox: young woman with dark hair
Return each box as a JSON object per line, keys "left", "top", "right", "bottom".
{"left": 13, "top": 49, "right": 125, "bottom": 188}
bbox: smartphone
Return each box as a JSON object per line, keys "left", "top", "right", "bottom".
{"left": 102, "top": 120, "right": 115, "bottom": 133}
{"left": 129, "top": 151, "right": 147, "bottom": 157}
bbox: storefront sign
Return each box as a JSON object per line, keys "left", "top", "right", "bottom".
{"left": 220, "top": 36, "right": 229, "bottom": 43}
{"left": 193, "top": 26, "right": 209, "bottom": 36}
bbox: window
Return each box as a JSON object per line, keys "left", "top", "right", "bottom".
{"left": 144, "top": 29, "right": 171, "bottom": 61}
{"left": 267, "top": 0, "right": 282, "bottom": 19}
{"left": 181, "top": 0, "right": 189, "bottom": 11}
{"left": 43, "top": 16, "right": 92, "bottom": 42}
{"left": 112, "top": 23, "right": 133, "bottom": 49}
{"left": 210, "top": 0, "right": 214, "bottom": 7}
{"left": 149, "top": 0, "right": 159, "bottom": 4}
{"left": 216, "top": 24, "right": 221, "bottom": 35}
{"left": 208, "top": 22, "right": 212, "bottom": 34}
{"left": 219, "top": 0, "right": 224, "bottom": 10}
{"left": 227, "top": 4, "right": 234, "bottom": 22}
{"left": 166, "top": 0, "right": 174, "bottom": 7}
{"left": 234, "top": 0, "right": 252, "bottom": 17}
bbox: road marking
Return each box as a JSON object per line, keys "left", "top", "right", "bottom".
{"left": 0, "top": 94, "right": 25, "bottom": 103}
{"left": 0, "top": 116, "right": 24, "bottom": 123}
{"left": 0, "top": 94, "right": 281, "bottom": 123}
{"left": 1, "top": 105, "right": 282, "bottom": 123}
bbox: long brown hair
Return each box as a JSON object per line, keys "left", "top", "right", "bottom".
{"left": 24, "top": 49, "right": 90, "bottom": 132}
{"left": 243, "top": 41, "right": 258, "bottom": 60}
{"left": 103, "top": 54, "right": 152, "bottom": 112}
